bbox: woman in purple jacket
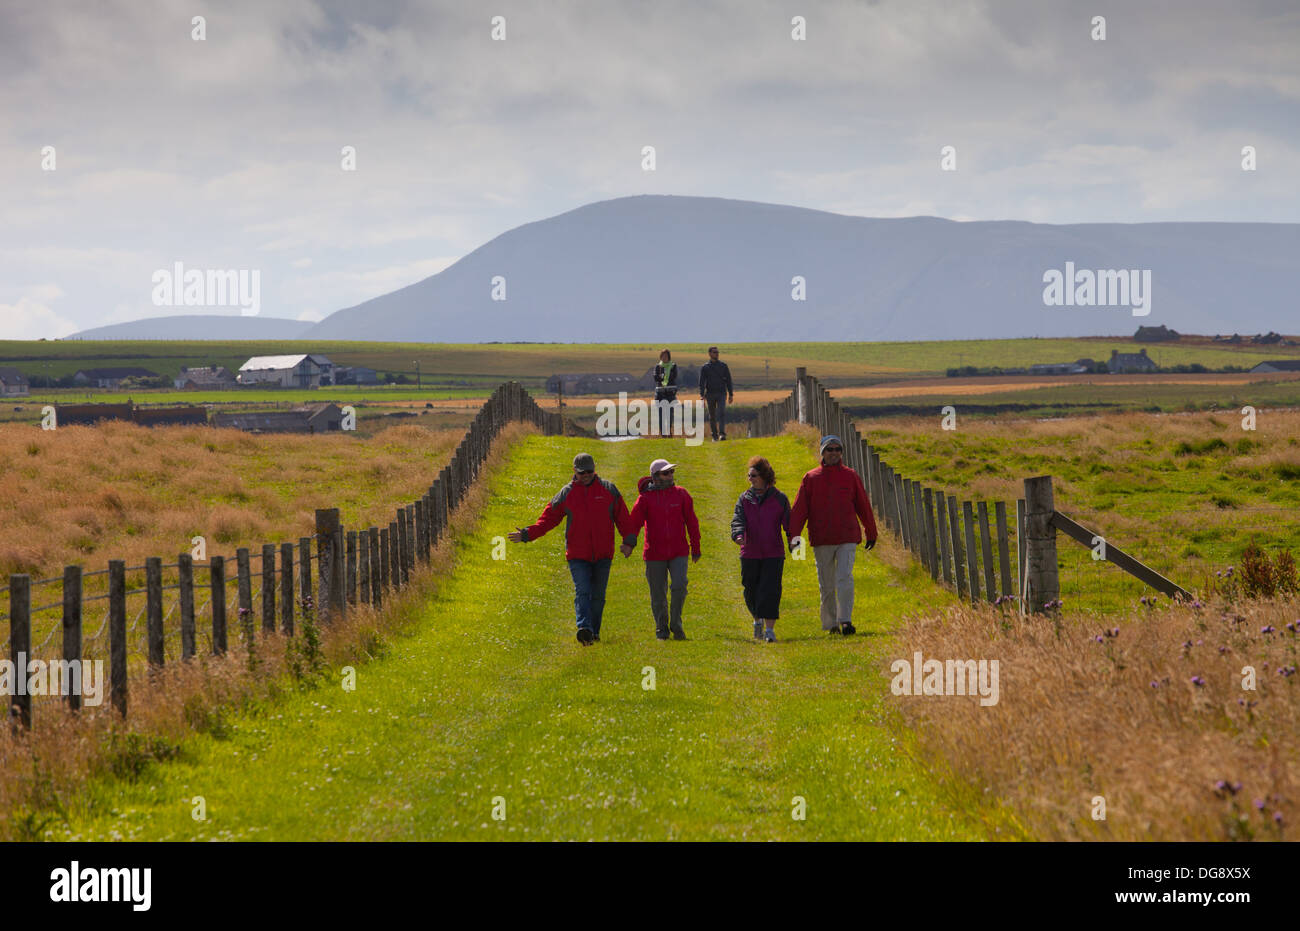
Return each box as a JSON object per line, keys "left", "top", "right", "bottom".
{"left": 730, "top": 456, "right": 792, "bottom": 642}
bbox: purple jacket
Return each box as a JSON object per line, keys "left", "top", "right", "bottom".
{"left": 730, "top": 487, "right": 791, "bottom": 559}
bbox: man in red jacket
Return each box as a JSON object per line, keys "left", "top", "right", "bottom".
{"left": 789, "top": 435, "right": 878, "bottom": 635}
{"left": 623, "top": 458, "right": 702, "bottom": 640}
{"left": 508, "top": 452, "right": 636, "bottom": 645}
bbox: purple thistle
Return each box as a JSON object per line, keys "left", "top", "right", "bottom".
{"left": 1262, "top": 625, "right": 1276, "bottom": 634}
{"left": 1191, "top": 675, "right": 1206, "bottom": 687}
{"left": 1150, "top": 680, "right": 1160, "bottom": 688}
{"left": 1254, "top": 798, "right": 1266, "bottom": 811}
{"left": 1275, "top": 812, "right": 1284, "bottom": 825}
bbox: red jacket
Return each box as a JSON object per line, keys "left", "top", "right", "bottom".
{"left": 789, "top": 462, "right": 878, "bottom": 547}
{"left": 521, "top": 476, "right": 635, "bottom": 561}
{"left": 627, "top": 476, "right": 702, "bottom": 561}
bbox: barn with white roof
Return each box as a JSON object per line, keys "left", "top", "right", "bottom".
{"left": 237, "top": 354, "right": 334, "bottom": 388}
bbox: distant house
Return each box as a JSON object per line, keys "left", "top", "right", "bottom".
{"left": 54, "top": 402, "right": 206, "bottom": 426}
{"left": 212, "top": 403, "right": 343, "bottom": 434}
{"left": 237, "top": 354, "right": 334, "bottom": 388}
{"left": 175, "top": 366, "right": 237, "bottom": 390}
{"left": 334, "top": 366, "right": 379, "bottom": 385}
{"left": 1250, "top": 360, "right": 1300, "bottom": 374}
{"left": 545, "top": 373, "right": 638, "bottom": 395}
{"left": 1134, "top": 325, "right": 1180, "bottom": 342}
{"left": 1108, "top": 348, "right": 1158, "bottom": 373}
{"left": 0, "top": 367, "right": 30, "bottom": 397}
{"left": 72, "top": 367, "right": 160, "bottom": 389}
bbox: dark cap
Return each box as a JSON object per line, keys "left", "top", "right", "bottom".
{"left": 573, "top": 453, "right": 596, "bottom": 472}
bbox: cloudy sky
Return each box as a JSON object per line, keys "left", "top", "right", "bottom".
{"left": 2, "top": 0, "right": 1297, "bottom": 339}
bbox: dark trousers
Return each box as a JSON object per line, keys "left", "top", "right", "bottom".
{"left": 568, "top": 558, "right": 612, "bottom": 636}
{"left": 705, "top": 394, "right": 728, "bottom": 438}
{"left": 740, "top": 557, "right": 784, "bottom": 620}
{"left": 654, "top": 387, "right": 677, "bottom": 435}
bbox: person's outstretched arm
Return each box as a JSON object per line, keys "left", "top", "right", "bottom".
{"left": 509, "top": 487, "right": 569, "bottom": 543}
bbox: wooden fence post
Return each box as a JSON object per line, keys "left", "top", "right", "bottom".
{"left": 146, "top": 556, "right": 164, "bottom": 667}
{"left": 1017, "top": 498, "right": 1027, "bottom": 609}
{"left": 962, "top": 501, "right": 981, "bottom": 603}
{"left": 995, "top": 502, "right": 1013, "bottom": 599}
{"left": 359, "top": 531, "right": 371, "bottom": 605}
{"left": 346, "top": 531, "right": 358, "bottom": 604}
{"left": 948, "top": 496, "right": 967, "bottom": 599}
{"left": 923, "top": 488, "right": 939, "bottom": 581}
{"left": 109, "top": 559, "right": 127, "bottom": 716}
{"left": 178, "top": 554, "right": 195, "bottom": 660}
{"left": 369, "top": 528, "right": 382, "bottom": 608}
{"left": 315, "top": 509, "right": 340, "bottom": 623}
{"left": 210, "top": 555, "right": 227, "bottom": 656}
{"left": 236, "top": 548, "right": 253, "bottom": 647}
{"left": 380, "top": 527, "right": 391, "bottom": 592}
{"left": 389, "top": 521, "right": 401, "bottom": 590}
{"left": 795, "top": 367, "right": 807, "bottom": 423}
{"left": 9, "top": 574, "right": 31, "bottom": 729}
{"left": 262, "top": 544, "right": 277, "bottom": 632}
{"left": 978, "top": 502, "right": 996, "bottom": 603}
{"left": 298, "top": 537, "right": 312, "bottom": 616}
{"left": 1023, "top": 477, "right": 1060, "bottom": 614}
{"left": 936, "top": 492, "right": 953, "bottom": 587}
{"left": 63, "top": 565, "right": 83, "bottom": 709}
{"left": 280, "top": 542, "right": 295, "bottom": 635}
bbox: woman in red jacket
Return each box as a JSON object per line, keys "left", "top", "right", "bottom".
{"left": 730, "top": 456, "right": 792, "bottom": 642}
{"left": 624, "top": 458, "right": 701, "bottom": 640}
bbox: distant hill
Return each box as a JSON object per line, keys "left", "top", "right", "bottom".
{"left": 70, "top": 315, "right": 311, "bottom": 341}
{"left": 303, "top": 196, "right": 1299, "bottom": 342}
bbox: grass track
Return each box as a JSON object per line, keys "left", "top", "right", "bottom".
{"left": 53, "top": 434, "right": 1008, "bottom": 840}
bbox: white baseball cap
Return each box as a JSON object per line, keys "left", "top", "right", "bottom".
{"left": 650, "top": 458, "right": 677, "bottom": 474}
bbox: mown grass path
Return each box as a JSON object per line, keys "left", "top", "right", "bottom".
{"left": 55, "top": 435, "right": 999, "bottom": 840}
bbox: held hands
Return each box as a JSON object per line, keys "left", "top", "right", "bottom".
{"left": 619, "top": 544, "right": 634, "bottom": 558}
{"left": 732, "top": 533, "right": 745, "bottom": 546}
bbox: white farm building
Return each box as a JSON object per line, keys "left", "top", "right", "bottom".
{"left": 237, "top": 354, "right": 334, "bottom": 388}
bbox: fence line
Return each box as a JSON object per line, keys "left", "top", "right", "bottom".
{"left": 748, "top": 368, "right": 1195, "bottom": 615}
{"left": 6, "top": 381, "right": 562, "bottom": 729}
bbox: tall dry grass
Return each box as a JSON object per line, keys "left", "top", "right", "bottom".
{"left": 0, "top": 422, "right": 535, "bottom": 840}
{"left": 0, "top": 420, "right": 465, "bottom": 579}
{"left": 889, "top": 596, "right": 1299, "bottom": 840}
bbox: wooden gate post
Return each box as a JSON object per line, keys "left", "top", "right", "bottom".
{"left": 315, "top": 509, "right": 342, "bottom": 623}
{"left": 9, "top": 574, "right": 31, "bottom": 729}
{"left": 1023, "top": 477, "right": 1060, "bottom": 613}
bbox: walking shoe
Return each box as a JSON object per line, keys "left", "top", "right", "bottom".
{"left": 828, "top": 624, "right": 842, "bottom": 635}
{"left": 592, "top": 635, "right": 600, "bottom": 642}
{"left": 764, "top": 628, "right": 776, "bottom": 642}
{"left": 753, "top": 620, "right": 763, "bottom": 640}
{"left": 576, "top": 627, "right": 594, "bottom": 645}
{"left": 656, "top": 630, "right": 670, "bottom": 640}
{"left": 840, "top": 621, "right": 856, "bottom": 636}
{"left": 671, "top": 627, "right": 686, "bottom": 641}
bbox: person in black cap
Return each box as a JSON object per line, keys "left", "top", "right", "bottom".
{"left": 699, "top": 346, "right": 734, "bottom": 441}
{"left": 508, "top": 452, "right": 636, "bottom": 644}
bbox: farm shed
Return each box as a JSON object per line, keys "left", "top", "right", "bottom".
{"left": 237, "top": 354, "right": 334, "bottom": 388}
{"left": 131, "top": 406, "right": 209, "bottom": 426}
{"left": 0, "top": 367, "right": 29, "bottom": 397}
{"left": 1250, "top": 360, "right": 1300, "bottom": 374}
{"left": 212, "top": 403, "right": 343, "bottom": 434}
{"left": 335, "top": 366, "right": 379, "bottom": 385}
{"left": 54, "top": 403, "right": 134, "bottom": 425}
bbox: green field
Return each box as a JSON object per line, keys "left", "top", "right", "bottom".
{"left": 46, "top": 434, "right": 1016, "bottom": 841}
{"left": 2, "top": 335, "right": 1291, "bottom": 387}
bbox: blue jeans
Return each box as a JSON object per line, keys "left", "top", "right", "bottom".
{"left": 568, "top": 558, "right": 612, "bottom": 636}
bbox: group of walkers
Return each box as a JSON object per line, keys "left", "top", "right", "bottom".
{"left": 507, "top": 435, "right": 878, "bottom": 645}
{"left": 653, "top": 346, "right": 735, "bottom": 441}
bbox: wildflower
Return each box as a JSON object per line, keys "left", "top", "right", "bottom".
{"left": 1192, "top": 599, "right": 1205, "bottom": 609}
{"left": 1191, "top": 675, "right": 1206, "bottom": 687}
{"left": 1226, "top": 567, "right": 1234, "bottom": 577}
{"left": 1094, "top": 635, "right": 1104, "bottom": 644}
{"left": 1262, "top": 625, "right": 1276, "bottom": 634}
{"left": 1150, "top": 680, "right": 1160, "bottom": 688}
{"left": 1218, "top": 646, "right": 1229, "bottom": 655}
{"left": 1183, "top": 640, "right": 1194, "bottom": 650}
{"left": 1254, "top": 798, "right": 1266, "bottom": 811}
{"left": 1106, "top": 627, "right": 1120, "bottom": 638}
{"left": 1280, "top": 666, "right": 1297, "bottom": 678}
{"left": 1275, "top": 812, "right": 1284, "bottom": 825}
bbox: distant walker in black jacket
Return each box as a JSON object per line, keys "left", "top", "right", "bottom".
{"left": 699, "top": 346, "right": 734, "bottom": 441}
{"left": 653, "top": 348, "right": 678, "bottom": 436}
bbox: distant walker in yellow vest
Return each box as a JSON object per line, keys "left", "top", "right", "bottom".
{"left": 653, "top": 349, "right": 679, "bottom": 436}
